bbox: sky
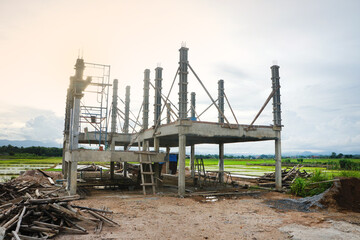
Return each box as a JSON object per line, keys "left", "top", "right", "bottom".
{"left": 0, "top": 0, "right": 359, "bottom": 155}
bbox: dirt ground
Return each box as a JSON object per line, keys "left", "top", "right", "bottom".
{"left": 55, "top": 189, "right": 360, "bottom": 240}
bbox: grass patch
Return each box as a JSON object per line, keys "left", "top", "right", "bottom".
{"left": 0, "top": 157, "right": 62, "bottom": 165}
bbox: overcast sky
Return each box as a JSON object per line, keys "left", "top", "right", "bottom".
{"left": 0, "top": 0, "right": 359, "bottom": 154}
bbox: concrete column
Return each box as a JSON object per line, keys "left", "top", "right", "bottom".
{"left": 219, "top": 143, "right": 224, "bottom": 183}
{"left": 190, "top": 145, "right": 195, "bottom": 179}
{"left": 218, "top": 80, "right": 224, "bottom": 123}
{"left": 166, "top": 103, "right": 171, "bottom": 124}
{"left": 110, "top": 79, "right": 118, "bottom": 180}
{"left": 178, "top": 130, "right": 186, "bottom": 196}
{"left": 178, "top": 47, "right": 189, "bottom": 120}
{"left": 275, "top": 131, "right": 282, "bottom": 190}
{"left": 190, "top": 92, "right": 196, "bottom": 120}
{"left": 124, "top": 86, "right": 130, "bottom": 134}
{"left": 218, "top": 80, "right": 225, "bottom": 182}
{"left": 271, "top": 65, "right": 281, "bottom": 127}
{"left": 143, "top": 69, "right": 150, "bottom": 129}
{"left": 154, "top": 137, "right": 160, "bottom": 186}
{"left": 68, "top": 96, "right": 81, "bottom": 195}
{"left": 271, "top": 65, "right": 282, "bottom": 190}
{"left": 165, "top": 147, "right": 170, "bottom": 174}
{"left": 154, "top": 67, "right": 163, "bottom": 126}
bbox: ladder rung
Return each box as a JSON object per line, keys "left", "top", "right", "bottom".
{"left": 141, "top": 172, "right": 154, "bottom": 175}
{"left": 141, "top": 183, "right": 156, "bottom": 186}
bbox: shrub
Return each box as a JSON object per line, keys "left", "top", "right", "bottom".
{"left": 339, "top": 159, "right": 360, "bottom": 170}
{"left": 291, "top": 178, "right": 307, "bottom": 196}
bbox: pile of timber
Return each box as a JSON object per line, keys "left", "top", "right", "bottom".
{"left": 0, "top": 175, "right": 119, "bottom": 239}
{"left": 258, "top": 165, "right": 311, "bottom": 187}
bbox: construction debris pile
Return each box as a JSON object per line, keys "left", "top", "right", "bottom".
{"left": 258, "top": 165, "right": 311, "bottom": 187}
{"left": 0, "top": 171, "right": 119, "bottom": 240}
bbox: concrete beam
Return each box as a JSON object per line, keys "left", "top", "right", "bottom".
{"left": 65, "top": 149, "right": 166, "bottom": 163}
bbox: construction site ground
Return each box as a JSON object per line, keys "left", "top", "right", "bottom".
{"left": 55, "top": 187, "right": 360, "bottom": 240}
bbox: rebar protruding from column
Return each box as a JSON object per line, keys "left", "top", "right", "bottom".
{"left": 110, "top": 79, "right": 118, "bottom": 151}
{"left": 218, "top": 80, "right": 224, "bottom": 124}
{"left": 271, "top": 65, "right": 281, "bottom": 127}
{"left": 166, "top": 103, "right": 171, "bottom": 124}
{"left": 178, "top": 47, "right": 189, "bottom": 119}
{"left": 124, "top": 86, "right": 130, "bottom": 134}
{"left": 190, "top": 92, "right": 196, "bottom": 119}
{"left": 143, "top": 69, "right": 150, "bottom": 129}
{"left": 154, "top": 67, "right": 163, "bottom": 126}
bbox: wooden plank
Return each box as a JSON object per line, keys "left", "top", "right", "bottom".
{"left": 70, "top": 205, "right": 113, "bottom": 214}
{"left": 87, "top": 210, "right": 118, "bottom": 226}
{"left": 11, "top": 231, "right": 20, "bottom": 240}
{"left": 14, "top": 206, "right": 26, "bottom": 233}
{"left": 0, "top": 227, "right": 5, "bottom": 240}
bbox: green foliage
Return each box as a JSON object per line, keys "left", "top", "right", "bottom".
{"left": 283, "top": 159, "right": 291, "bottom": 163}
{"left": 339, "top": 159, "right": 360, "bottom": 170}
{"left": 0, "top": 145, "right": 62, "bottom": 157}
{"left": 0, "top": 157, "right": 62, "bottom": 165}
{"left": 339, "top": 171, "right": 360, "bottom": 178}
{"left": 291, "top": 178, "right": 307, "bottom": 196}
{"left": 291, "top": 170, "right": 333, "bottom": 197}
{"left": 297, "top": 158, "right": 303, "bottom": 163}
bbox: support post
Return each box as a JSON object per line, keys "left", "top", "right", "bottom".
{"left": 178, "top": 132, "right": 186, "bottom": 196}
{"left": 68, "top": 96, "right": 80, "bottom": 195}
{"left": 190, "top": 145, "right": 195, "bottom": 179}
{"left": 218, "top": 79, "right": 225, "bottom": 182}
{"left": 178, "top": 47, "right": 189, "bottom": 119}
{"left": 154, "top": 137, "right": 160, "bottom": 187}
{"left": 143, "top": 69, "right": 150, "bottom": 129}
{"left": 271, "top": 65, "right": 282, "bottom": 190}
{"left": 178, "top": 126, "right": 186, "bottom": 196}
{"left": 66, "top": 58, "right": 90, "bottom": 195}
{"left": 219, "top": 143, "right": 224, "bottom": 183}
{"left": 275, "top": 131, "right": 282, "bottom": 190}
{"left": 154, "top": 67, "right": 163, "bottom": 126}
{"left": 165, "top": 147, "right": 170, "bottom": 174}
{"left": 110, "top": 79, "right": 118, "bottom": 180}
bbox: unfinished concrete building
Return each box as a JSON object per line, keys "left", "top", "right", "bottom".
{"left": 62, "top": 46, "right": 282, "bottom": 196}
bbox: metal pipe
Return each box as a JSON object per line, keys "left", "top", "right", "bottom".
{"left": 188, "top": 64, "right": 230, "bottom": 125}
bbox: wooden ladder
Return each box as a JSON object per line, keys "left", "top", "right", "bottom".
{"left": 138, "top": 142, "right": 156, "bottom": 195}
{"left": 195, "top": 158, "right": 207, "bottom": 187}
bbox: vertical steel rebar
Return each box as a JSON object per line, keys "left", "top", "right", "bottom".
{"left": 154, "top": 67, "right": 163, "bottom": 126}
{"left": 178, "top": 47, "right": 189, "bottom": 119}
{"left": 143, "top": 69, "right": 150, "bottom": 129}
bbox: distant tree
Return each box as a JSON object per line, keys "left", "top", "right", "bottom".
{"left": 337, "top": 153, "right": 344, "bottom": 159}
{"left": 330, "top": 152, "right": 337, "bottom": 159}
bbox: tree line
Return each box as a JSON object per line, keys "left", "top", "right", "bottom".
{"left": 0, "top": 145, "right": 62, "bottom": 157}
